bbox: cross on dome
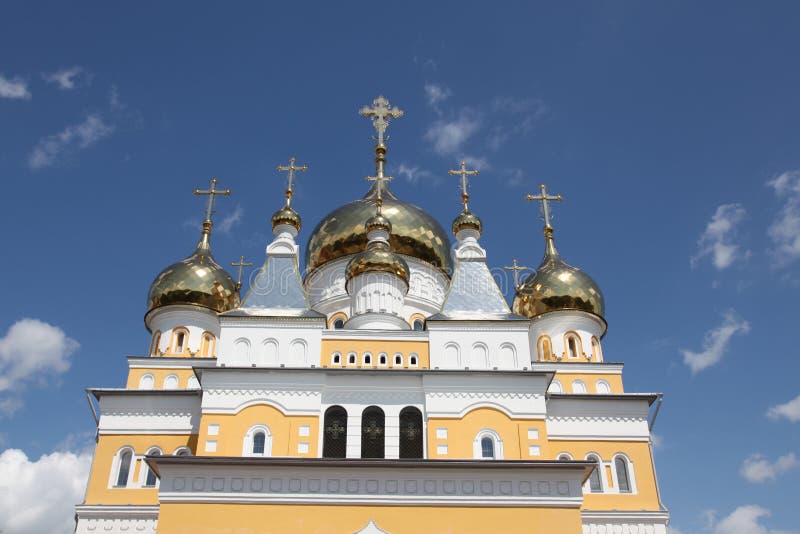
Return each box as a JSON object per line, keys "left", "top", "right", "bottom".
{"left": 448, "top": 160, "right": 480, "bottom": 212}
{"left": 503, "top": 258, "right": 529, "bottom": 290}
{"left": 230, "top": 255, "right": 254, "bottom": 290}
{"left": 193, "top": 177, "right": 232, "bottom": 224}
{"left": 359, "top": 95, "right": 404, "bottom": 145}
{"left": 526, "top": 183, "right": 562, "bottom": 230}
{"left": 276, "top": 156, "right": 308, "bottom": 208}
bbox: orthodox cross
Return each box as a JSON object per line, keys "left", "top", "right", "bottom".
{"left": 366, "top": 174, "right": 394, "bottom": 209}
{"left": 194, "top": 178, "right": 231, "bottom": 222}
{"left": 359, "top": 95, "right": 403, "bottom": 145}
{"left": 230, "top": 255, "right": 253, "bottom": 289}
{"left": 448, "top": 160, "right": 479, "bottom": 211}
{"left": 363, "top": 419, "right": 384, "bottom": 439}
{"left": 326, "top": 420, "right": 346, "bottom": 439}
{"left": 526, "top": 183, "right": 562, "bottom": 229}
{"left": 276, "top": 156, "right": 307, "bottom": 208}
{"left": 503, "top": 259, "right": 529, "bottom": 290}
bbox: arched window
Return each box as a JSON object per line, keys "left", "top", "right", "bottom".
{"left": 565, "top": 333, "right": 582, "bottom": 359}
{"left": 234, "top": 338, "right": 250, "bottom": 362}
{"left": 443, "top": 343, "right": 460, "bottom": 368}
{"left": 586, "top": 454, "right": 603, "bottom": 493}
{"left": 399, "top": 407, "right": 423, "bottom": 459}
{"left": 187, "top": 376, "right": 200, "bottom": 389}
{"left": 615, "top": 456, "right": 633, "bottom": 493}
{"left": 331, "top": 352, "right": 341, "bottom": 365}
{"left": 409, "top": 354, "right": 418, "bottom": 367}
{"left": 473, "top": 430, "right": 503, "bottom": 460}
{"left": 138, "top": 373, "right": 154, "bottom": 390}
{"left": 499, "top": 343, "right": 517, "bottom": 369}
{"left": 243, "top": 425, "right": 272, "bottom": 457}
{"left": 378, "top": 353, "right": 388, "bottom": 366}
{"left": 481, "top": 437, "right": 495, "bottom": 459}
{"left": 596, "top": 380, "right": 611, "bottom": 394}
{"left": 199, "top": 332, "right": 215, "bottom": 357}
{"left": 548, "top": 379, "right": 563, "bottom": 393}
{"left": 323, "top": 406, "right": 348, "bottom": 458}
{"left": 572, "top": 379, "right": 587, "bottom": 394}
{"left": 150, "top": 331, "right": 161, "bottom": 356}
{"left": 172, "top": 328, "right": 189, "bottom": 354}
{"left": 537, "top": 336, "right": 553, "bottom": 361}
{"left": 470, "top": 343, "right": 488, "bottom": 369}
{"left": 143, "top": 448, "right": 161, "bottom": 487}
{"left": 591, "top": 337, "right": 601, "bottom": 361}
{"left": 163, "top": 374, "right": 179, "bottom": 390}
{"left": 348, "top": 352, "right": 357, "bottom": 365}
{"left": 394, "top": 354, "right": 403, "bottom": 366}
{"left": 113, "top": 448, "right": 133, "bottom": 487}
{"left": 363, "top": 353, "right": 372, "bottom": 366}
{"left": 413, "top": 319, "right": 424, "bottom": 331}
{"left": 557, "top": 453, "right": 573, "bottom": 461}
{"left": 361, "top": 406, "right": 385, "bottom": 459}
{"left": 174, "top": 447, "right": 191, "bottom": 456}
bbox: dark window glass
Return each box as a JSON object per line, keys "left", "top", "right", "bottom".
{"left": 481, "top": 437, "right": 494, "bottom": 458}
{"left": 333, "top": 319, "right": 345, "bottom": 329}
{"left": 323, "top": 406, "right": 348, "bottom": 458}
{"left": 413, "top": 319, "right": 424, "bottom": 331}
{"left": 116, "top": 450, "right": 132, "bottom": 487}
{"left": 558, "top": 454, "right": 571, "bottom": 461}
{"left": 361, "top": 406, "right": 385, "bottom": 458}
{"left": 145, "top": 450, "right": 160, "bottom": 486}
{"left": 587, "top": 455, "right": 602, "bottom": 492}
{"left": 616, "top": 457, "right": 631, "bottom": 493}
{"left": 253, "top": 432, "right": 266, "bottom": 455}
{"left": 399, "top": 407, "right": 423, "bottom": 459}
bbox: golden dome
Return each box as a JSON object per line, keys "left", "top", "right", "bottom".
{"left": 305, "top": 183, "right": 452, "bottom": 275}
{"left": 365, "top": 212, "right": 391, "bottom": 234}
{"left": 345, "top": 244, "right": 410, "bottom": 285}
{"left": 452, "top": 210, "right": 482, "bottom": 235}
{"left": 147, "top": 228, "right": 240, "bottom": 314}
{"left": 272, "top": 206, "right": 302, "bottom": 230}
{"left": 513, "top": 230, "right": 605, "bottom": 320}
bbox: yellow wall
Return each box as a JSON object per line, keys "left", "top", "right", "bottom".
{"left": 156, "top": 503, "right": 582, "bottom": 534}
{"left": 554, "top": 373, "right": 624, "bottom": 393}
{"left": 320, "top": 339, "right": 429, "bottom": 369}
{"left": 84, "top": 434, "right": 196, "bottom": 505}
{"left": 428, "top": 407, "right": 547, "bottom": 460}
{"left": 198, "top": 405, "right": 319, "bottom": 457}
{"left": 544, "top": 440, "right": 659, "bottom": 511}
{"left": 126, "top": 368, "right": 197, "bottom": 389}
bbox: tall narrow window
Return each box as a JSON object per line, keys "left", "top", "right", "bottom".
{"left": 567, "top": 336, "right": 578, "bottom": 358}
{"left": 175, "top": 331, "right": 186, "bottom": 353}
{"left": 399, "top": 407, "right": 423, "bottom": 459}
{"left": 481, "top": 437, "right": 495, "bottom": 459}
{"left": 538, "top": 336, "right": 553, "bottom": 361}
{"left": 115, "top": 450, "right": 132, "bottom": 487}
{"left": 587, "top": 454, "right": 602, "bottom": 493}
{"left": 144, "top": 449, "right": 161, "bottom": 487}
{"left": 200, "top": 333, "right": 215, "bottom": 357}
{"left": 616, "top": 457, "right": 632, "bottom": 493}
{"left": 253, "top": 432, "right": 266, "bottom": 455}
{"left": 591, "top": 337, "right": 601, "bottom": 361}
{"left": 361, "top": 406, "right": 385, "bottom": 459}
{"left": 150, "top": 331, "right": 161, "bottom": 356}
{"left": 323, "top": 406, "right": 348, "bottom": 458}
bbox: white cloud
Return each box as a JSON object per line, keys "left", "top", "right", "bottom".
{"left": 28, "top": 113, "right": 113, "bottom": 169}
{"left": 651, "top": 433, "right": 664, "bottom": 449}
{"left": 767, "top": 393, "right": 800, "bottom": 422}
{"left": 42, "top": 66, "right": 88, "bottom": 90}
{"left": 712, "top": 505, "right": 791, "bottom": 534}
{"left": 217, "top": 206, "right": 244, "bottom": 234}
{"left": 680, "top": 310, "right": 750, "bottom": 373}
{"left": 423, "top": 109, "right": 481, "bottom": 156}
{"left": 0, "top": 74, "right": 31, "bottom": 100}
{"left": 0, "top": 319, "right": 79, "bottom": 394}
{"left": 740, "top": 453, "right": 799, "bottom": 483}
{"left": 691, "top": 203, "right": 748, "bottom": 270}
{"left": 0, "top": 448, "right": 92, "bottom": 534}
{"left": 767, "top": 171, "right": 800, "bottom": 265}
{"left": 396, "top": 163, "right": 437, "bottom": 185}
{"left": 424, "top": 83, "right": 452, "bottom": 114}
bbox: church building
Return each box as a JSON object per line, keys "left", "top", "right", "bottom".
{"left": 75, "top": 96, "right": 669, "bottom": 533}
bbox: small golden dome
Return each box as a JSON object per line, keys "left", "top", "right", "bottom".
{"left": 147, "top": 233, "right": 240, "bottom": 314}
{"left": 513, "top": 231, "right": 604, "bottom": 320}
{"left": 345, "top": 244, "right": 410, "bottom": 285}
{"left": 365, "top": 213, "right": 391, "bottom": 233}
{"left": 305, "top": 182, "right": 452, "bottom": 275}
{"left": 452, "top": 211, "right": 482, "bottom": 235}
{"left": 272, "top": 206, "right": 302, "bottom": 230}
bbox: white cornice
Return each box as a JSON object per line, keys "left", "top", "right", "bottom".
{"left": 532, "top": 362, "right": 624, "bottom": 374}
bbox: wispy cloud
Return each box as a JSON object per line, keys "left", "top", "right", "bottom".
{"left": 691, "top": 203, "right": 749, "bottom": 270}
{"left": 0, "top": 74, "right": 31, "bottom": 100}
{"left": 491, "top": 96, "right": 547, "bottom": 134}
{"left": 217, "top": 206, "right": 244, "bottom": 234}
{"left": 709, "top": 504, "right": 793, "bottom": 534}
{"left": 423, "top": 109, "right": 482, "bottom": 156}
{"left": 423, "top": 83, "right": 452, "bottom": 115}
{"left": 767, "top": 171, "right": 800, "bottom": 266}
{"left": 740, "top": 453, "right": 799, "bottom": 483}
{"left": 28, "top": 113, "right": 113, "bottom": 169}
{"left": 680, "top": 310, "right": 750, "bottom": 374}
{"left": 397, "top": 163, "right": 437, "bottom": 185}
{"left": 43, "top": 66, "right": 90, "bottom": 90}
{"left": 767, "top": 393, "right": 800, "bottom": 422}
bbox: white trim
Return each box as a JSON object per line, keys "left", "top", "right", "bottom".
{"left": 243, "top": 424, "right": 273, "bottom": 457}
{"left": 140, "top": 447, "right": 162, "bottom": 488}
{"left": 163, "top": 374, "right": 179, "bottom": 390}
{"left": 583, "top": 453, "right": 605, "bottom": 494}
{"left": 595, "top": 379, "right": 611, "bottom": 394}
{"left": 610, "top": 453, "right": 638, "bottom": 495}
{"left": 107, "top": 446, "right": 135, "bottom": 488}
{"left": 473, "top": 428, "right": 504, "bottom": 459}
{"left": 138, "top": 373, "right": 154, "bottom": 390}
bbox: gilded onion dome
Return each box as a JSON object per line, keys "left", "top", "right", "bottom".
{"left": 452, "top": 210, "right": 482, "bottom": 235}
{"left": 513, "top": 228, "right": 605, "bottom": 320}
{"left": 147, "top": 221, "right": 240, "bottom": 314}
{"left": 345, "top": 212, "right": 410, "bottom": 285}
{"left": 305, "top": 182, "right": 452, "bottom": 275}
{"left": 271, "top": 205, "right": 301, "bottom": 231}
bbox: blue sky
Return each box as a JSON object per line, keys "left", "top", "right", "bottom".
{"left": 1, "top": 1, "right": 799, "bottom": 532}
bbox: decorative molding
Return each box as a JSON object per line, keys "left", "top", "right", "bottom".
{"left": 75, "top": 505, "right": 158, "bottom": 534}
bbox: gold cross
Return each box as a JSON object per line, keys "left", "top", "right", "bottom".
{"left": 193, "top": 178, "right": 231, "bottom": 222}
{"left": 276, "top": 156, "right": 307, "bottom": 208}
{"left": 366, "top": 174, "right": 394, "bottom": 209}
{"left": 359, "top": 95, "right": 403, "bottom": 144}
{"left": 503, "top": 259, "right": 530, "bottom": 290}
{"left": 526, "top": 183, "right": 562, "bottom": 229}
{"left": 230, "top": 255, "right": 253, "bottom": 290}
{"left": 448, "top": 160, "right": 480, "bottom": 211}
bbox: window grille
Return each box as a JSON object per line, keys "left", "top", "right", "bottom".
{"left": 323, "top": 406, "right": 348, "bottom": 458}
{"left": 253, "top": 432, "right": 265, "bottom": 455}
{"left": 481, "top": 437, "right": 494, "bottom": 459}
{"left": 361, "top": 406, "right": 385, "bottom": 458}
{"left": 399, "top": 407, "right": 423, "bottom": 458}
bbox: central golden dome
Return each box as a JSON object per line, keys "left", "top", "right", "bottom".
{"left": 305, "top": 183, "right": 452, "bottom": 275}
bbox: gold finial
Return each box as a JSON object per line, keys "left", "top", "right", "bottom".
{"left": 448, "top": 160, "right": 480, "bottom": 212}
{"left": 230, "top": 255, "right": 254, "bottom": 290}
{"left": 366, "top": 174, "right": 393, "bottom": 213}
{"left": 193, "top": 178, "right": 232, "bottom": 246}
{"left": 276, "top": 156, "right": 308, "bottom": 208}
{"left": 526, "top": 183, "right": 562, "bottom": 230}
{"left": 503, "top": 258, "right": 530, "bottom": 291}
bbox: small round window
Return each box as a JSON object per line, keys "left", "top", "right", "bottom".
{"left": 412, "top": 319, "right": 424, "bottom": 331}
{"left": 333, "top": 318, "right": 345, "bottom": 329}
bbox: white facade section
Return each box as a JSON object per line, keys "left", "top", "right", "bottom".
{"left": 346, "top": 271, "right": 410, "bottom": 330}
{"left": 95, "top": 391, "right": 201, "bottom": 435}
{"left": 427, "top": 321, "right": 532, "bottom": 370}
{"left": 145, "top": 305, "right": 220, "bottom": 357}
{"left": 75, "top": 505, "right": 158, "bottom": 534}
{"left": 529, "top": 311, "right": 606, "bottom": 362}
{"left": 581, "top": 511, "right": 670, "bottom": 534}
{"left": 546, "top": 397, "right": 652, "bottom": 441}
{"left": 217, "top": 316, "right": 323, "bottom": 368}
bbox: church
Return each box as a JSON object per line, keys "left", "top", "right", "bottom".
{"left": 75, "top": 96, "right": 670, "bottom": 533}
